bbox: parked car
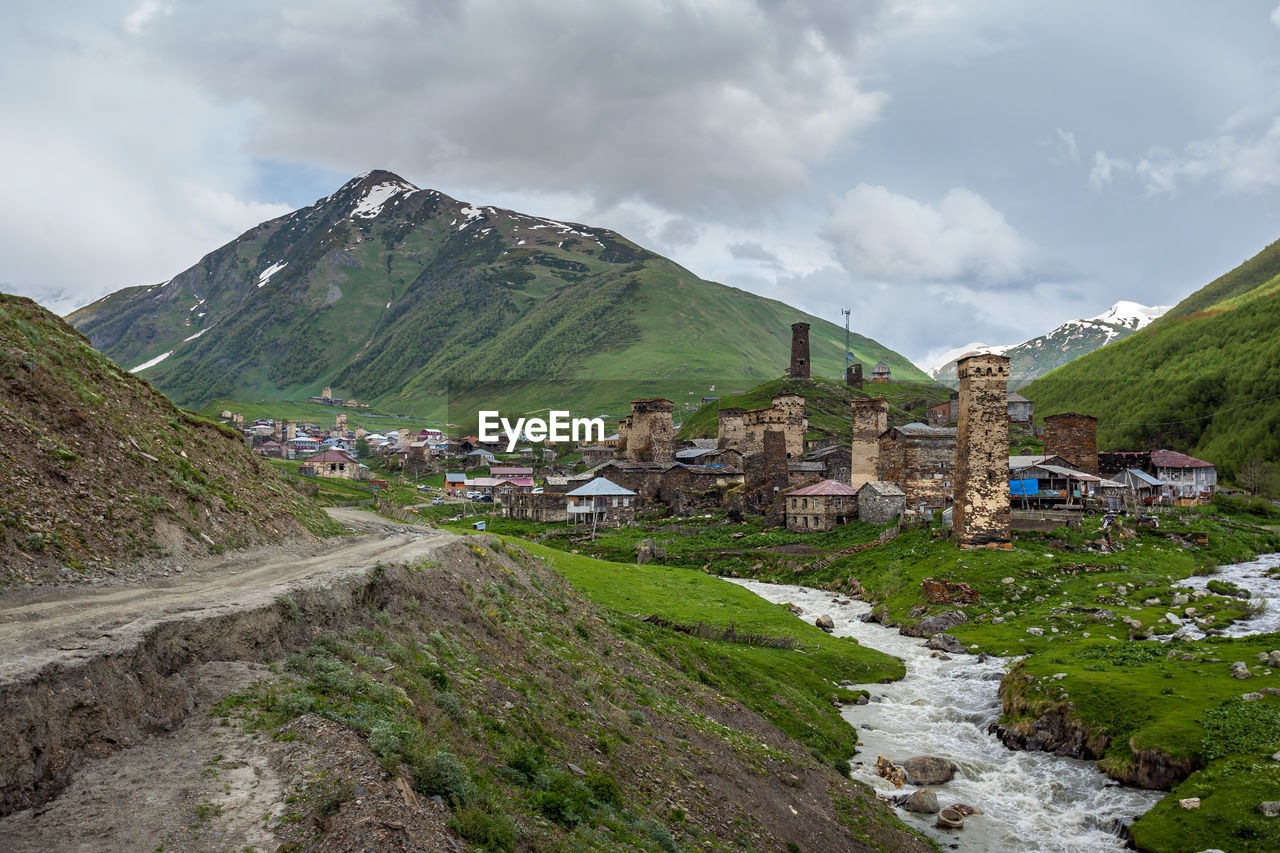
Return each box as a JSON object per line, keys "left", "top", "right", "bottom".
{"left": 431, "top": 497, "right": 444, "bottom": 505}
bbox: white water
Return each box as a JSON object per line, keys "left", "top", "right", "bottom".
{"left": 1179, "top": 553, "right": 1280, "bottom": 638}
{"left": 729, "top": 579, "right": 1163, "bottom": 853}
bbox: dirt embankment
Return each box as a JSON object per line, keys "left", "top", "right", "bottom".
{"left": 0, "top": 509, "right": 933, "bottom": 853}
{"left": 0, "top": 508, "right": 443, "bottom": 814}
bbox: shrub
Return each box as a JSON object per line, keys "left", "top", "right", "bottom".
{"left": 448, "top": 806, "right": 518, "bottom": 853}
{"left": 412, "top": 750, "right": 473, "bottom": 804}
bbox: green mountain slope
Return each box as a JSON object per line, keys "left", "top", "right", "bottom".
{"left": 1023, "top": 240, "right": 1280, "bottom": 480}
{"left": 69, "top": 171, "right": 925, "bottom": 422}
{"left": 0, "top": 295, "right": 334, "bottom": 581}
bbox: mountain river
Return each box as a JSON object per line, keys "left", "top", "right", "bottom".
{"left": 729, "top": 578, "right": 1162, "bottom": 853}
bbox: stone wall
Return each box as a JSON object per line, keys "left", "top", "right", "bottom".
{"left": 849, "top": 397, "right": 888, "bottom": 489}
{"left": 787, "top": 322, "right": 811, "bottom": 379}
{"left": 742, "top": 393, "right": 807, "bottom": 459}
{"left": 717, "top": 407, "right": 747, "bottom": 452}
{"left": 857, "top": 484, "right": 905, "bottom": 524}
{"left": 785, "top": 494, "right": 854, "bottom": 532}
{"left": 952, "top": 353, "right": 1011, "bottom": 548}
{"left": 876, "top": 426, "right": 955, "bottom": 507}
{"left": 1042, "top": 413, "right": 1099, "bottom": 476}
{"left": 846, "top": 363, "right": 863, "bottom": 389}
{"left": 503, "top": 491, "right": 568, "bottom": 523}
{"left": 620, "top": 398, "right": 674, "bottom": 463}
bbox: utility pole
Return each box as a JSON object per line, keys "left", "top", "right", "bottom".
{"left": 841, "top": 308, "right": 852, "bottom": 372}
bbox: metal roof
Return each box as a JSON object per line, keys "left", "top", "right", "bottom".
{"left": 1120, "top": 468, "right": 1164, "bottom": 486}
{"left": 784, "top": 479, "right": 859, "bottom": 497}
{"left": 1010, "top": 463, "right": 1101, "bottom": 482}
{"left": 445, "top": 473, "right": 467, "bottom": 483}
{"left": 675, "top": 447, "right": 716, "bottom": 460}
{"left": 1151, "top": 449, "right": 1214, "bottom": 469}
{"left": 565, "top": 477, "right": 637, "bottom": 497}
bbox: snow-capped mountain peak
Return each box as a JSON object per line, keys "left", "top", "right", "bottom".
{"left": 1087, "top": 301, "right": 1169, "bottom": 330}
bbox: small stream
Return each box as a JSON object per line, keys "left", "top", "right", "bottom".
{"left": 729, "top": 579, "right": 1163, "bottom": 853}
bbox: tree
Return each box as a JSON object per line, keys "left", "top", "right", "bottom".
{"left": 1237, "top": 454, "right": 1275, "bottom": 497}
{"left": 354, "top": 437, "right": 371, "bottom": 458}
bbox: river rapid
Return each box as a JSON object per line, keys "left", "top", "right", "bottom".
{"left": 1178, "top": 552, "right": 1280, "bottom": 638}
{"left": 729, "top": 579, "right": 1163, "bottom": 853}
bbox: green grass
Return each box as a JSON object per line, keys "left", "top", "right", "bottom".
{"left": 508, "top": 539, "right": 904, "bottom": 766}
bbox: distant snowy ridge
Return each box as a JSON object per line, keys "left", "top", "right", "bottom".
{"left": 1087, "top": 300, "right": 1169, "bottom": 329}
{"left": 922, "top": 342, "right": 1014, "bottom": 378}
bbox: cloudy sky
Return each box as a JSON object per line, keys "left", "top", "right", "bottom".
{"left": 7, "top": 1, "right": 1280, "bottom": 368}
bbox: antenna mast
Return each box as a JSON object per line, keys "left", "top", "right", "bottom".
{"left": 841, "top": 308, "right": 852, "bottom": 371}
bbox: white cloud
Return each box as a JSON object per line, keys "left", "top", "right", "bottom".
{"left": 1055, "top": 128, "right": 1079, "bottom": 164}
{"left": 820, "top": 184, "right": 1033, "bottom": 284}
{"left": 1088, "top": 150, "right": 1129, "bottom": 191}
{"left": 124, "top": 1, "right": 171, "bottom": 36}
{"left": 1271, "top": 4, "right": 1280, "bottom": 30}
{"left": 1134, "top": 119, "right": 1280, "bottom": 195}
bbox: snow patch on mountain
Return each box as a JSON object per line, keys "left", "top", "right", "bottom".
{"left": 258, "top": 261, "right": 288, "bottom": 287}
{"left": 1087, "top": 301, "right": 1169, "bottom": 329}
{"left": 922, "top": 342, "right": 1014, "bottom": 378}
{"left": 351, "top": 180, "right": 416, "bottom": 219}
{"left": 130, "top": 350, "right": 173, "bottom": 373}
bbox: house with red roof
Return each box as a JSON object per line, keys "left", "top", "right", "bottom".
{"left": 783, "top": 479, "right": 858, "bottom": 532}
{"left": 1151, "top": 449, "right": 1216, "bottom": 500}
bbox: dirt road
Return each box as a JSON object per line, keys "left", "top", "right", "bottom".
{"left": 0, "top": 508, "right": 449, "bottom": 685}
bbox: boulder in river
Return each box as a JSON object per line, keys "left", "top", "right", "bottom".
{"left": 902, "top": 755, "right": 957, "bottom": 786}
{"left": 924, "top": 633, "right": 965, "bottom": 654}
{"left": 901, "top": 789, "right": 939, "bottom": 814}
{"left": 909, "top": 609, "right": 969, "bottom": 637}
{"left": 815, "top": 614, "right": 835, "bottom": 632}
{"left": 950, "top": 803, "right": 982, "bottom": 816}
{"left": 875, "top": 755, "right": 906, "bottom": 788}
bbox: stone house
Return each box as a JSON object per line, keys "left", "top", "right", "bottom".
{"left": 857, "top": 481, "right": 905, "bottom": 524}
{"left": 783, "top": 480, "right": 858, "bottom": 532}
{"left": 503, "top": 492, "right": 569, "bottom": 523}
{"left": 300, "top": 449, "right": 364, "bottom": 481}
{"left": 581, "top": 445, "right": 618, "bottom": 465}
{"left": 876, "top": 424, "right": 956, "bottom": 508}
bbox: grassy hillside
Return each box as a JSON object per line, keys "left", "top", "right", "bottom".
{"left": 676, "top": 374, "right": 952, "bottom": 444}
{"left": 69, "top": 171, "right": 926, "bottom": 422}
{"left": 0, "top": 294, "right": 337, "bottom": 583}
{"left": 1024, "top": 239, "right": 1280, "bottom": 481}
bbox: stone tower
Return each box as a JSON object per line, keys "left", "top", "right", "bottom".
{"left": 846, "top": 363, "right": 863, "bottom": 389}
{"left": 787, "top": 322, "right": 811, "bottom": 379}
{"left": 623, "top": 398, "right": 675, "bottom": 463}
{"left": 335, "top": 412, "right": 348, "bottom": 433}
{"left": 717, "top": 407, "right": 747, "bottom": 452}
{"left": 1042, "top": 413, "right": 1098, "bottom": 476}
{"left": 849, "top": 397, "right": 888, "bottom": 489}
{"left": 952, "top": 353, "right": 1011, "bottom": 548}
{"left": 322, "top": 386, "right": 333, "bottom": 400}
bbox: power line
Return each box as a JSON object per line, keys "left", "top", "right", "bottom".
{"left": 1101, "top": 391, "right": 1280, "bottom": 427}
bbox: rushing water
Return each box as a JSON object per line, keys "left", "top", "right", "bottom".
{"left": 1178, "top": 552, "right": 1280, "bottom": 639}
{"left": 728, "top": 579, "right": 1163, "bottom": 853}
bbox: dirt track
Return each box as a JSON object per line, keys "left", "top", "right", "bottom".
{"left": 0, "top": 508, "right": 448, "bottom": 685}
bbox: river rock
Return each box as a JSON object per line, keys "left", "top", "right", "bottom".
{"left": 924, "top": 633, "right": 965, "bottom": 654}
{"left": 901, "top": 789, "right": 940, "bottom": 814}
{"left": 1179, "top": 797, "right": 1201, "bottom": 809}
{"left": 1171, "top": 593, "right": 1189, "bottom": 606}
{"left": 1260, "top": 687, "right": 1280, "bottom": 697}
{"left": 1165, "top": 612, "right": 1182, "bottom": 626}
{"left": 1259, "top": 801, "right": 1280, "bottom": 817}
{"left": 876, "top": 756, "right": 906, "bottom": 788}
{"left": 1026, "top": 627, "right": 1044, "bottom": 636}
{"left": 935, "top": 807, "right": 965, "bottom": 829}
{"left": 902, "top": 755, "right": 957, "bottom": 785}
{"left": 913, "top": 610, "right": 969, "bottom": 636}
{"left": 950, "top": 803, "right": 982, "bottom": 816}
{"left": 815, "top": 614, "right": 835, "bottom": 632}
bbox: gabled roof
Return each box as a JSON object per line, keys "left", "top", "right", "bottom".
{"left": 466, "top": 448, "right": 496, "bottom": 456}
{"left": 688, "top": 438, "right": 719, "bottom": 450}
{"left": 491, "top": 466, "right": 533, "bottom": 476}
{"left": 784, "top": 479, "right": 859, "bottom": 497}
{"left": 1008, "top": 454, "right": 1068, "bottom": 468}
{"left": 1007, "top": 392, "right": 1031, "bottom": 403}
{"left": 445, "top": 473, "right": 467, "bottom": 483}
{"left": 675, "top": 447, "right": 716, "bottom": 460}
{"left": 858, "top": 480, "right": 905, "bottom": 497}
{"left": 1151, "top": 449, "right": 1214, "bottom": 469}
{"left": 891, "top": 423, "right": 956, "bottom": 437}
{"left": 566, "top": 477, "right": 637, "bottom": 497}
{"left": 306, "top": 449, "right": 356, "bottom": 464}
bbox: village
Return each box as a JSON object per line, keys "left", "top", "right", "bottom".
{"left": 218, "top": 323, "right": 1221, "bottom": 543}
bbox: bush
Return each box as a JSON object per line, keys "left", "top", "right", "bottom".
{"left": 412, "top": 750, "right": 473, "bottom": 804}
{"left": 448, "top": 806, "right": 518, "bottom": 853}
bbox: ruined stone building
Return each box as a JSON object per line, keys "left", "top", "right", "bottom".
{"left": 717, "top": 394, "right": 808, "bottom": 460}
{"left": 787, "top": 322, "right": 811, "bottom": 379}
{"left": 846, "top": 363, "right": 863, "bottom": 389}
{"left": 849, "top": 397, "right": 888, "bottom": 489}
{"left": 800, "top": 444, "right": 850, "bottom": 485}
{"left": 783, "top": 479, "right": 858, "bottom": 532}
{"left": 1042, "top": 413, "right": 1098, "bottom": 476}
{"left": 618, "top": 398, "right": 675, "bottom": 463}
{"left": 952, "top": 352, "right": 1012, "bottom": 548}
{"left": 876, "top": 424, "right": 956, "bottom": 508}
